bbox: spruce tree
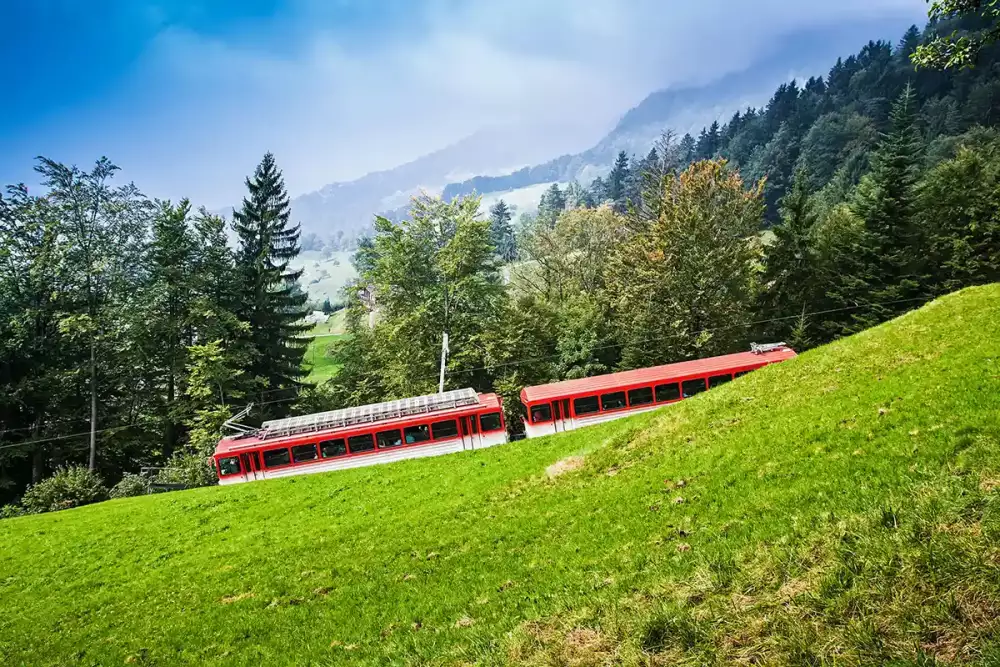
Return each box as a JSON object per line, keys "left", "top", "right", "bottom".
{"left": 608, "top": 151, "right": 630, "bottom": 212}
{"left": 488, "top": 199, "right": 517, "bottom": 263}
{"left": 232, "top": 153, "right": 309, "bottom": 400}
{"left": 146, "top": 199, "right": 196, "bottom": 455}
{"left": 537, "top": 184, "right": 566, "bottom": 227}
{"left": 759, "top": 170, "right": 820, "bottom": 343}
{"left": 837, "top": 84, "right": 926, "bottom": 329}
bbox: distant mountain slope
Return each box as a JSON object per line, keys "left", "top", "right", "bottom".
{"left": 282, "top": 123, "right": 594, "bottom": 236}
{"left": 442, "top": 17, "right": 916, "bottom": 201}
{"left": 274, "top": 16, "right": 918, "bottom": 237}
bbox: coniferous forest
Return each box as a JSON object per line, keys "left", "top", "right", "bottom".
{"left": 2, "top": 8, "right": 1000, "bottom": 511}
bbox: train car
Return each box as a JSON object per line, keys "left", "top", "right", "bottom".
{"left": 214, "top": 388, "right": 506, "bottom": 484}
{"left": 520, "top": 344, "right": 796, "bottom": 438}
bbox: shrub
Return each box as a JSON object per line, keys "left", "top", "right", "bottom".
{"left": 0, "top": 504, "right": 24, "bottom": 519}
{"left": 21, "top": 466, "right": 109, "bottom": 514}
{"left": 110, "top": 473, "right": 152, "bottom": 499}
{"left": 154, "top": 451, "right": 217, "bottom": 488}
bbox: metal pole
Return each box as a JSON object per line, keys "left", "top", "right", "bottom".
{"left": 438, "top": 332, "right": 449, "bottom": 393}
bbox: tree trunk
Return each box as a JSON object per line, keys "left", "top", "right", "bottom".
{"left": 89, "top": 336, "right": 97, "bottom": 471}
{"left": 165, "top": 370, "right": 176, "bottom": 459}
{"left": 31, "top": 445, "right": 44, "bottom": 484}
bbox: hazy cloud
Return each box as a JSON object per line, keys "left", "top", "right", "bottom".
{"left": 2, "top": 0, "right": 925, "bottom": 207}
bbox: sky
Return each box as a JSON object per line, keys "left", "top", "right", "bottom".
{"left": 1, "top": 0, "right": 928, "bottom": 208}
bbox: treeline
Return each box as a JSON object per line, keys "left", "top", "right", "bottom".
{"left": 0, "top": 153, "right": 308, "bottom": 505}
{"left": 317, "top": 17, "right": 1000, "bottom": 430}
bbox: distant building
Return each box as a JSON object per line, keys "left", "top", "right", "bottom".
{"left": 358, "top": 285, "right": 378, "bottom": 328}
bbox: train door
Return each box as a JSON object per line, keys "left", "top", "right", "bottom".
{"left": 460, "top": 417, "right": 472, "bottom": 451}
{"left": 239, "top": 452, "right": 263, "bottom": 482}
{"left": 470, "top": 414, "right": 482, "bottom": 448}
{"left": 553, "top": 399, "right": 571, "bottom": 432}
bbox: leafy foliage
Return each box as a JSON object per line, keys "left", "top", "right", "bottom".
{"left": 20, "top": 466, "right": 109, "bottom": 514}
{"left": 109, "top": 473, "right": 151, "bottom": 499}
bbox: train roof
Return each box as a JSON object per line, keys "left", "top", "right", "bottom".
{"left": 215, "top": 391, "right": 502, "bottom": 456}
{"left": 520, "top": 347, "right": 797, "bottom": 405}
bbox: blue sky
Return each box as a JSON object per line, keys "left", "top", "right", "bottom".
{"left": 1, "top": 1, "right": 926, "bottom": 207}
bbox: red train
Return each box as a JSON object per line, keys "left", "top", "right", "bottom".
{"left": 213, "top": 344, "right": 795, "bottom": 482}
{"left": 213, "top": 388, "right": 506, "bottom": 485}
{"left": 519, "top": 343, "right": 796, "bottom": 438}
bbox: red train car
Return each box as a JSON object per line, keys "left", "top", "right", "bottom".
{"left": 520, "top": 344, "right": 796, "bottom": 438}
{"left": 214, "top": 388, "right": 506, "bottom": 484}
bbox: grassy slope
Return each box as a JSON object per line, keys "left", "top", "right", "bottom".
{"left": 3, "top": 286, "right": 1000, "bottom": 666}
{"left": 303, "top": 312, "right": 348, "bottom": 383}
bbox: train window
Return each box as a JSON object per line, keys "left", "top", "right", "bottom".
{"left": 404, "top": 424, "right": 430, "bottom": 444}
{"left": 263, "top": 447, "right": 291, "bottom": 468}
{"left": 573, "top": 396, "right": 600, "bottom": 416}
{"left": 218, "top": 457, "right": 241, "bottom": 476}
{"left": 628, "top": 387, "right": 654, "bottom": 406}
{"left": 655, "top": 383, "right": 681, "bottom": 402}
{"left": 291, "top": 444, "right": 318, "bottom": 463}
{"left": 734, "top": 370, "right": 752, "bottom": 378}
{"left": 479, "top": 413, "right": 502, "bottom": 432}
{"left": 431, "top": 420, "right": 459, "bottom": 440}
{"left": 376, "top": 429, "right": 403, "bottom": 449}
{"left": 682, "top": 378, "right": 707, "bottom": 398}
{"left": 320, "top": 439, "right": 347, "bottom": 458}
{"left": 601, "top": 392, "right": 627, "bottom": 411}
{"left": 348, "top": 433, "right": 375, "bottom": 453}
{"left": 709, "top": 373, "right": 733, "bottom": 388}
{"left": 531, "top": 404, "right": 552, "bottom": 423}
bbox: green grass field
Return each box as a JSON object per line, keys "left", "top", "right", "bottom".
{"left": 3, "top": 286, "right": 1000, "bottom": 665}
{"left": 303, "top": 311, "right": 348, "bottom": 383}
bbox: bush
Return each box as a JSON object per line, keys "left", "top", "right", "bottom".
{"left": 0, "top": 504, "right": 24, "bottom": 519}
{"left": 110, "top": 473, "right": 152, "bottom": 499}
{"left": 154, "top": 451, "right": 217, "bottom": 488}
{"left": 21, "top": 466, "right": 109, "bottom": 514}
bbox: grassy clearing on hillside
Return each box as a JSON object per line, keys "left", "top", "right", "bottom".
{"left": 303, "top": 312, "right": 348, "bottom": 383}
{"left": 2, "top": 286, "right": 1000, "bottom": 666}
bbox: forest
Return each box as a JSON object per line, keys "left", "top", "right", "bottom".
{"left": 1, "top": 6, "right": 999, "bottom": 511}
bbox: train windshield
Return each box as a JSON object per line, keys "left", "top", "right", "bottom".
{"left": 218, "top": 457, "right": 240, "bottom": 476}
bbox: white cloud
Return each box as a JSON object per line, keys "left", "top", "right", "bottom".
{"left": 15, "top": 0, "right": 927, "bottom": 207}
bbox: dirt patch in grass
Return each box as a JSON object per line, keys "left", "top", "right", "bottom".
{"left": 546, "top": 456, "right": 585, "bottom": 478}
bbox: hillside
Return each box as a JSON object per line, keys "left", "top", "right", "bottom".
{"left": 2, "top": 286, "right": 1000, "bottom": 665}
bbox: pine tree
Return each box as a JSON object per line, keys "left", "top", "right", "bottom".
{"left": 838, "top": 84, "right": 926, "bottom": 329}
{"left": 608, "top": 151, "right": 630, "bottom": 212}
{"left": 537, "top": 184, "right": 566, "bottom": 227}
{"left": 232, "top": 153, "right": 309, "bottom": 400}
{"left": 679, "top": 133, "right": 697, "bottom": 165}
{"left": 488, "top": 199, "right": 517, "bottom": 262}
{"left": 146, "top": 199, "right": 196, "bottom": 456}
{"left": 760, "top": 170, "right": 820, "bottom": 342}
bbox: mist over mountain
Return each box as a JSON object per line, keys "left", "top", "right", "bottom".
{"left": 278, "top": 15, "right": 918, "bottom": 236}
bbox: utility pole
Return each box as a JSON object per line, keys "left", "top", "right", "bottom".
{"left": 438, "top": 332, "right": 449, "bottom": 393}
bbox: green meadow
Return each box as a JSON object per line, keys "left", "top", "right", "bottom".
{"left": 2, "top": 286, "right": 999, "bottom": 665}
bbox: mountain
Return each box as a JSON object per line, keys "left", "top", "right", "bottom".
{"left": 278, "top": 123, "right": 598, "bottom": 237}
{"left": 280, "top": 16, "right": 919, "bottom": 235}
{"left": 442, "top": 17, "right": 920, "bottom": 204}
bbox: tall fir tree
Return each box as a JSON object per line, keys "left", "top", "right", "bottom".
{"left": 759, "top": 170, "right": 821, "bottom": 344}
{"left": 488, "top": 199, "right": 517, "bottom": 263}
{"left": 146, "top": 199, "right": 197, "bottom": 456}
{"left": 835, "top": 84, "right": 926, "bottom": 330}
{"left": 608, "top": 151, "right": 630, "bottom": 212}
{"left": 537, "top": 184, "right": 566, "bottom": 227}
{"left": 232, "top": 153, "right": 309, "bottom": 402}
